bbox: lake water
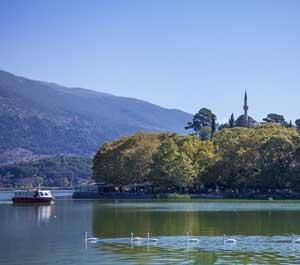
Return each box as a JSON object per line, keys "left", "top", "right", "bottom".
{"left": 1, "top": 195, "right": 300, "bottom": 264}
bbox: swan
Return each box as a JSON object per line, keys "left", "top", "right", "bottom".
{"left": 223, "top": 234, "right": 237, "bottom": 244}
{"left": 85, "top": 232, "right": 99, "bottom": 243}
{"left": 292, "top": 234, "right": 300, "bottom": 244}
{"left": 186, "top": 232, "right": 200, "bottom": 243}
{"left": 131, "top": 232, "right": 146, "bottom": 242}
{"left": 147, "top": 232, "right": 159, "bottom": 242}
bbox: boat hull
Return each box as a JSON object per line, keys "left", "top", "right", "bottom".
{"left": 12, "top": 197, "right": 53, "bottom": 204}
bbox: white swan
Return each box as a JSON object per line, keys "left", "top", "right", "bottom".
{"left": 292, "top": 234, "right": 300, "bottom": 244}
{"left": 223, "top": 234, "right": 237, "bottom": 244}
{"left": 131, "top": 232, "right": 146, "bottom": 242}
{"left": 85, "top": 232, "right": 99, "bottom": 243}
{"left": 147, "top": 232, "right": 159, "bottom": 242}
{"left": 186, "top": 232, "right": 200, "bottom": 243}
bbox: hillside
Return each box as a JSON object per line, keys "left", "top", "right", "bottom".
{"left": 0, "top": 156, "right": 92, "bottom": 187}
{"left": 0, "top": 70, "right": 191, "bottom": 164}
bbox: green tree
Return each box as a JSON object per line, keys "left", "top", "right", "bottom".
{"left": 91, "top": 124, "right": 300, "bottom": 193}
{"left": 93, "top": 133, "right": 162, "bottom": 185}
{"left": 218, "top": 123, "right": 229, "bottom": 131}
{"left": 290, "top": 145, "right": 300, "bottom": 190}
{"left": 178, "top": 136, "right": 213, "bottom": 186}
{"left": 150, "top": 137, "right": 196, "bottom": 189}
{"left": 185, "top": 108, "right": 216, "bottom": 140}
{"left": 263, "top": 113, "right": 288, "bottom": 126}
{"left": 211, "top": 114, "right": 217, "bottom": 138}
{"left": 206, "top": 127, "right": 259, "bottom": 190}
{"left": 204, "top": 124, "right": 300, "bottom": 191}
{"left": 229, "top": 113, "right": 235, "bottom": 128}
{"left": 257, "top": 135, "right": 294, "bottom": 190}
{"left": 295, "top": 119, "right": 300, "bottom": 130}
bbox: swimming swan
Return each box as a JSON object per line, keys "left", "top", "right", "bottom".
{"left": 223, "top": 234, "right": 237, "bottom": 244}
{"left": 147, "top": 232, "right": 159, "bottom": 242}
{"left": 186, "top": 232, "right": 200, "bottom": 243}
{"left": 85, "top": 232, "right": 99, "bottom": 243}
{"left": 292, "top": 234, "right": 300, "bottom": 244}
{"left": 131, "top": 232, "right": 146, "bottom": 242}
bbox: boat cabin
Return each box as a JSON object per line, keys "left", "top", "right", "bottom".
{"left": 12, "top": 189, "right": 54, "bottom": 203}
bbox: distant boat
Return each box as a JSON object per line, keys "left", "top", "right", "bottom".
{"left": 12, "top": 188, "right": 54, "bottom": 204}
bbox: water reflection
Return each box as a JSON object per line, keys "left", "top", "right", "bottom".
{"left": 90, "top": 201, "right": 300, "bottom": 264}
{"left": 37, "top": 205, "right": 52, "bottom": 224}
{"left": 92, "top": 202, "right": 300, "bottom": 237}
{"left": 90, "top": 239, "right": 300, "bottom": 265}
{"left": 2, "top": 200, "right": 300, "bottom": 264}
{"left": 12, "top": 205, "right": 53, "bottom": 225}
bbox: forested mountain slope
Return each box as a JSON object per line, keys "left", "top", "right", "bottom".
{"left": 0, "top": 70, "right": 191, "bottom": 163}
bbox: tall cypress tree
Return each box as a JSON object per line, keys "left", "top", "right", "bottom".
{"left": 296, "top": 119, "right": 300, "bottom": 130}
{"left": 211, "top": 114, "right": 216, "bottom": 139}
{"left": 229, "top": 113, "right": 235, "bottom": 128}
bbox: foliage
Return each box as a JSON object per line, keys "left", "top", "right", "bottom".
{"left": 160, "top": 193, "right": 191, "bottom": 199}
{"left": 185, "top": 108, "right": 216, "bottom": 140}
{"left": 0, "top": 156, "right": 92, "bottom": 187}
{"left": 205, "top": 124, "right": 300, "bottom": 191}
{"left": 150, "top": 137, "right": 195, "bottom": 188}
{"left": 93, "top": 133, "right": 163, "bottom": 185}
{"left": 295, "top": 119, "right": 300, "bottom": 129}
{"left": 93, "top": 124, "right": 300, "bottom": 192}
{"left": 229, "top": 114, "right": 235, "bottom": 128}
{"left": 93, "top": 133, "right": 213, "bottom": 188}
{"left": 263, "top": 113, "right": 288, "bottom": 126}
{"left": 211, "top": 114, "right": 217, "bottom": 137}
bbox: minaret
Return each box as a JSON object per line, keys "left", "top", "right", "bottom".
{"left": 243, "top": 91, "right": 249, "bottom": 125}
{"left": 243, "top": 91, "right": 248, "bottom": 117}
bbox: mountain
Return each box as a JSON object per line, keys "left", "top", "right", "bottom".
{"left": 0, "top": 70, "right": 191, "bottom": 163}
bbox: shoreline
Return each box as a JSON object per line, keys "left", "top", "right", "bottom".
{"left": 72, "top": 191, "right": 300, "bottom": 200}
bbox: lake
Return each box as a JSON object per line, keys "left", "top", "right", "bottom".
{"left": 1, "top": 194, "right": 300, "bottom": 264}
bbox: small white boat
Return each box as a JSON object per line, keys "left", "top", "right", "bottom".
{"left": 12, "top": 188, "right": 54, "bottom": 204}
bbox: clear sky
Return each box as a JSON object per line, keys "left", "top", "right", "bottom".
{"left": 1, "top": 0, "right": 300, "bottom": 123}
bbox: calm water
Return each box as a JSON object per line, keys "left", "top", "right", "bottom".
{"left": 1, "top": 195, "right": 300, "bottom": 264}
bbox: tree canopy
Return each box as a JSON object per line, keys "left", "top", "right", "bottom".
{"left": 263, "top": 113, "right": 288, "bottom": 126}
{"left": 0, "top": 156, "right": 92, "bottom": 187}
{"left": 185, "top": 108, "right": 216, "bottom": 140}
{"left": 93, "top": 124, "right": 300, "bottom": 192}
{"left": 93, "top": 133, "right": 213, "bottom": 188}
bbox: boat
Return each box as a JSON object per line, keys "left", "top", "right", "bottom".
{"left": 12, "top": 188, "right": 54, "bottom": 204}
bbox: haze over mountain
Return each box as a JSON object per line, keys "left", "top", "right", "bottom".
{"left": 0, "top": 70, "right": 191, "bottom": 164}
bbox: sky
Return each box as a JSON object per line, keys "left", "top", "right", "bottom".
{"left": 1, "top": 0, "right": 300, "bottom": 123}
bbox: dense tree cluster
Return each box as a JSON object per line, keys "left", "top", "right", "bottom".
{"left": 204, "top": 124, "right": 300, "bottom": 191}
{"left": 0, "top": 156, "right": 92, "bottom": 187}
{"left": 93, "top": 133, "right": 212, "bottom": 190}
{"left": 185, "top": 106, "right": 300, "bottom": 134}
{"left": 93, "top": 124, "right": 300, "bottom": 192}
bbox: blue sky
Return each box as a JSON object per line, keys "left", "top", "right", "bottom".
{"left": 1, "top": 0, "right": 300, "bottom": 123}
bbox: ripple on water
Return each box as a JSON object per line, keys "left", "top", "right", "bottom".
{"left": 100, "top": 201, "right": 300, "bottom": 212}
{"left": 86, "top": 235, "right": 300, "bottom": 264}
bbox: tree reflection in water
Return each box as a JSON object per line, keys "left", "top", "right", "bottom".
{"left": 90, "top": 201, "right": 300, "bottom": 264}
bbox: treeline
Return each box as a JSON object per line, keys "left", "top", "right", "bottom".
{"left": 0, "top": 156, "right": 92, "bottom": 187}
{"left": 185, "top": 107, "right": 300, "bottom": 140}
{"left": 93, "top": 124, "right": 300, "bottom": 192}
